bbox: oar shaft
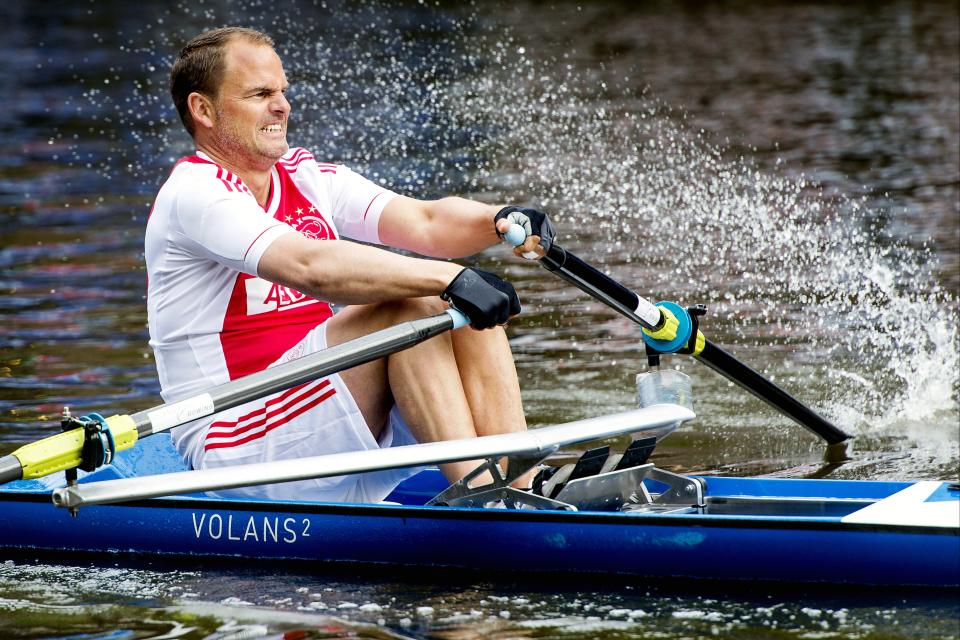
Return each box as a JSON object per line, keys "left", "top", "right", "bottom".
{"left": 696, "top": 342, "right": 849, "bottom": 445}
{"left": 129, "top": 312, "right": 460, "bottom": 439}
{"left": 538, "top": 241, "right": 850, "bottom": 444}
{"left": 542, "top": 245, "right": 662, "bottom": 329}
{"left": 0, "top": 311, "right": 465, "bottom": 485}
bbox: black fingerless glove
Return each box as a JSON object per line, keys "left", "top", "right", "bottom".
{"left": 441, "top": 268, "right": 521, "bottom": 329}
{"left": 494, "top": 206, "right": 556, "bottom": 253}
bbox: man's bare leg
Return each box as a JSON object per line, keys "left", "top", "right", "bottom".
{"left": 448, "top": 325, "right": 535, "bottom": 486}
{"left": 326, "top": 298, "right": 528, "bottom": 485}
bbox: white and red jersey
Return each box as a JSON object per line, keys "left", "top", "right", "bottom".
{"left": 145, "top": 147, "right": 397, "bottom": 404}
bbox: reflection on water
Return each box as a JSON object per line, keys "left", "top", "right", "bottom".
{"left": 3, "top": 556, "right": 960, "bottom": 640}
{"left": 1, "top": 0, "right": 958, "bottom": 638}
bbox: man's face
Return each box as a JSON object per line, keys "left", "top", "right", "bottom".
{"left": 210, "top": 39, "right": 290, "bottom": 169}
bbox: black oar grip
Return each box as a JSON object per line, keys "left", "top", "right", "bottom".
{"left": 543, "top": 245, "right": 642, "bottom": 322}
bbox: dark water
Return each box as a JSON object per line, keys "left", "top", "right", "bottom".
{"left": 1, "top": 0, "right": 958, "bottom": 638}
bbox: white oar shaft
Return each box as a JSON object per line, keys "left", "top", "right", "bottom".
{"left": 52, "top": 404, "right": 694, "bottom": 509}
{"left": 131, "top": 310, "right": 464, "bottom": 439}
{"left": 0, "top": 310, "right": 468, "bottom": 486}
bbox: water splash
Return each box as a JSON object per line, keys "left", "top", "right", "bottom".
{"left": 431, "top": 32, "right": 959, "bottom": 444}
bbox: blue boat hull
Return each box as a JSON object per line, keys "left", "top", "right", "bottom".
{"left": 1, "top": 437, "right": 957, "bottom": 586}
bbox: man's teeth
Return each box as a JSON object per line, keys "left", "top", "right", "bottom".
{"left": 261, "top": 124, "right": 282, "bottom": 132}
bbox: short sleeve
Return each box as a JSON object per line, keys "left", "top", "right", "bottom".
{"left": 328, "top": 166, "right": 398, "bottom": 244}
{"left": 174, "top": 189, "right": 293, "bottom": 276}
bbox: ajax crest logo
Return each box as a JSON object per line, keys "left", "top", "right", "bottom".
{"left": 296, "top": 214, "right": 333, "bottom": 240}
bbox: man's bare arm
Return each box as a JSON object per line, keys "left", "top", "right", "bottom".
{"left": 378, "top": 196, "right": 504, "bottom": 259}
{"left": 257, "top": 232, "right": 463, "bottom": 305}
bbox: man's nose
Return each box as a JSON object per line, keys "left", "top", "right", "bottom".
{"left": 272, "top": 92, "right": 290, "bottom": 115}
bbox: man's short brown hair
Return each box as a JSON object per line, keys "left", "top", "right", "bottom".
{"left": 170, "top": 27, "right": 275, "bottom": 136}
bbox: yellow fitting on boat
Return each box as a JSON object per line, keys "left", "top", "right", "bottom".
{"left": 12, "top": 414, "right": 138, "bottom": 480}
{"left": 13, "top": 430, "right": 85, "bottom": 480}
{"left": 691, "top": 330, "right": 706, "bottom": 356}
{"left": 643, "top": 308, "right": 680, "bottom": 342}
{"left": 107, "top": 414, "right": 139, "bottom": 452}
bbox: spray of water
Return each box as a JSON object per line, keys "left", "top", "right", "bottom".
{"left": 419, "top": 30, "right": 958, "bottom": 439}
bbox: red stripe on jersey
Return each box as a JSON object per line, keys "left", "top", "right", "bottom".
{"left": 362, "top": 191, "right": 387, "bottom": 220}
{"left": 278, "top": 160, "right": 313, "bottom": 174}
{"left": 207, "top": 379, "right": 330, "bottom": 439}
{"left": 242, "top": 223, "right": 286, "bottom": 261}
{"left": 283, "top": 148, "right": 310, "bottom": 164}
{"left": 218, "top": 159, "right": 336, "bottom": 380}
{"left": 209, "top": 379, "right": 328, "bottom": 432}
{"left": 204, "top": 385, "right": 337, "bottom": 450}
{"left": 219, "top": 179, "right": 234, "bottom": 192}
{"left": 278, "top": 153, "right": 309, "bottom": 167}
{"left": 278, "top": 149, "right": 317, "bottom": 173}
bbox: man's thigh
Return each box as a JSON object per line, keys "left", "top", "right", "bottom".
{"left": 325, "top": 304, "right": 394, "bottom": 439}
{"left": 326, "top": 298, "right": 449, "bottom": 438}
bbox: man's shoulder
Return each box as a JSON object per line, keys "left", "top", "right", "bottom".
{"left": 277, "top": 147, "right": 340, "bottom": 176}
{"left": 168, "top": 154, "right": 218, "bottom": 176}
{"left": 163, "top": 155, "right": 253, "bottom": 198}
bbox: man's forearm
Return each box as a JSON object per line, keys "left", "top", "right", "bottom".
{"left": 379, "top": 196, "right": 502, "bottom": 259}
{"left": 258, "top": 232, "right": 463, "bottom": 305}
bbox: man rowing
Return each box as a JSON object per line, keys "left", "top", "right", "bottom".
{"left": 145, "top": 27, "right": 555, "bottom": 502}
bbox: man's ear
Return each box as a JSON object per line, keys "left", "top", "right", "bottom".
{"left": 187, "top": 92, "right": 216, "bottom": 130}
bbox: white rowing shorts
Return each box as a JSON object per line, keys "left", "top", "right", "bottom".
{"left": 172, "top": 322, "right": 421, "bottom": 504}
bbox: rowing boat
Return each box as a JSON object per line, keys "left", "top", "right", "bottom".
{"left": 1, "top": 370, "right": 957, "bottom": 587}
{"left": 1, "top": 230, "right": 955, "bottom": 587}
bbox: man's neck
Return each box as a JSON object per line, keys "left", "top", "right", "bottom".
{"left": 196, "top": 144, "right": 274, "bottom": 207}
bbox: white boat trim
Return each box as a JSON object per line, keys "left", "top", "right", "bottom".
{"left": 842, "top": 480, "right": 960, "bottom": 529}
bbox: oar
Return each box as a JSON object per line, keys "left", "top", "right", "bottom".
{"left": 0, "top": 309, "right": 469, "bottom": 486}
{"left": 504, "top": 226, "right": 850, "bottom": 445}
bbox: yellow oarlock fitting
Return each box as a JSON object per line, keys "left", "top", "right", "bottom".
{"left": 13, "top": 414, "right": 138, "bottom": 480}
{"left": 642, "top": 302, "right": 704, "bottom": 355}
{"left": 691, "top": 330, "right": 706, "bottom": 356}
{"left": 643, "top": 307, "right": 680, "bottom": 342}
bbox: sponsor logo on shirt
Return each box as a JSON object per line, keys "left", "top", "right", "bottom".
{"left": 245, "top": 277, "right": 318, "bottom": 316}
